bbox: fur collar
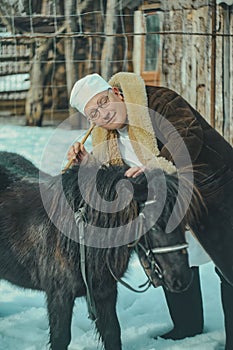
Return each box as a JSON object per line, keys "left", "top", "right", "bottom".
{"left": 91, "top": 72, "right": 176, "bottom": 174}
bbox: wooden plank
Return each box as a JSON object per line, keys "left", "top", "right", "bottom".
{"left": 64, "top": 0, "right": 77, "bottom": 96}
{"left": 133, "top": 10, "right": 144, "bottom": 75}
{"left": 161, "top": 5, "right": 215, "bottom": 124}
{"left": 222, "top": 5, "right": 233, "bottom": 143}
{"left": 141, "top": 3, "right": 161, "bottom": 11}
{"left": 141, "top": 71, "right": 160, "bottom": 85}
{"left": 0, "top": 61, "right": 30, "bottom": 75}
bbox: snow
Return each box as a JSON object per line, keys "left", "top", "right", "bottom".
{"left": 0, "top": 121, "right": 226, "bottom": 350}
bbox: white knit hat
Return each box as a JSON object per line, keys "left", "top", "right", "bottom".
{"left": 69, "top": 73, "right": 111, "bottom": 115}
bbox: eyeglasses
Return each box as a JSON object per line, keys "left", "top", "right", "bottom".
{"left": 86, "top": 88, "right": 111, "bottom": 121}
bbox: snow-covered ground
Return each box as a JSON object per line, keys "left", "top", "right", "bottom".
{"left": 0, "top": 121, "right": 226, "bottom": 350}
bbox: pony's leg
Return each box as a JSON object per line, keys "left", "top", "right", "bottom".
{"left": 46, "top": 290, "right": 75, "bottom": 350}
{"left": 94, "top": 285, "right": 122, "bottom": 350}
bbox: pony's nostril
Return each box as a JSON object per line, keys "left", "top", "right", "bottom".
{"left": 170, "top": 271, "right": 193, "bottom": 292}
{"left": 172, "top": 278, "right": 183, "bottom": 291}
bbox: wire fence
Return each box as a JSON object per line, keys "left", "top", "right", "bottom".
{"left": 0, "top": 1, "right": 232, "bottom": 142}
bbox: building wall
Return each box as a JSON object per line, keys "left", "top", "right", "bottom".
{"left": 158, "top": 1, "right": 233, "bottom": 143}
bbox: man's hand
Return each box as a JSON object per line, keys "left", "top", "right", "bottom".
{"left": 124, "top": 166, "right": 146, "bottom": 178}
{"left": 67, "top": 142, "right": 88, "bottom": 164}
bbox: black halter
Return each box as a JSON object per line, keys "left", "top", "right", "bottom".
{"left": 137, "top": 210, "right": 188, "bottom": 255}
{"left": 107, "top": 199, "right": 189, "bottom": 292}
{"left": 135, "top": 202, "right": 188, "bottom": 283}
{"left": 74, "top": 199, "right": 189, "bottom": 314}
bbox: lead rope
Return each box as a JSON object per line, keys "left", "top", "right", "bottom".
{"left": 74, "top": 208, "right": 97, "bottom": 321}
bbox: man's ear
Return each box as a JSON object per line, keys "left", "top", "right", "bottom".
{"left": 112, "top": 87, "right": 124, "bottom": 101}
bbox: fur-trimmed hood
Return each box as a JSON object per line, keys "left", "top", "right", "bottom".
{"left": 91, "top": 72, "right": 176, "bottom": 174}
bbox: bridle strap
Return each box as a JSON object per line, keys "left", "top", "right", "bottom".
{"left": 135, "top": 209, "right": 189, "bottom": 282}
{"left": 137, "top": 205, "right": 189, "bottom": 256}
{"left": 75, "top": 208, "right": 150, "bottom": 302}
{"left": 147, "top": 243, "right": 189, "bottom": 255}
{"left": 106, "top": 208, "right": 152, "bottom": 293}
{"left": 74, "top": 208, "right": 97, "bottom": 321}
{"left": 74, "top": 201, "right": 188, "bottom": 297}
{"left": 106, "top": 254, "right": 151, "bottom": 293}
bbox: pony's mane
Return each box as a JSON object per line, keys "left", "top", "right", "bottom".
{"left": 42, "top": 163, "right": 203, "bottom": 250}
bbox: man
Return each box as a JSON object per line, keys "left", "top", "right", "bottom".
{"left": 68, "top": 72, "right": 233, "bottom": 349}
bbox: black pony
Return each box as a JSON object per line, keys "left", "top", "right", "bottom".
{"left": 0, "top": 151, "right": 196, "bottom": 350}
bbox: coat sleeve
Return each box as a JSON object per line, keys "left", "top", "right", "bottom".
{"left": 154, "top": 94, "right": 204, "bottom": 168}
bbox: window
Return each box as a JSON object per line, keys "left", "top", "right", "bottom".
{"left": 133, "top": 6, "right": 161, "bottom": 86}
{"left": 143, "top": 12, "right": 160, "bottom": 72}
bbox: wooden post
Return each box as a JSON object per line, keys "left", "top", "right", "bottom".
{"left": 25, "top": 25, "right": 66, "bottom": 126}
{"left": 64, "top": 0, "right": 78, "bottom": 103}
{"left": 210, "top": 0, "right": 217, "bottom": 128}
{"left": 133, "top": 10, "right": 143, "bottom": 76}
{"left": 101, "top": 0, "right": 117, "bottom": 80}
{"left": 222, "top": 5, "right": 232, "bottom": 143}
{"left": 25, "top": 38, "right": 52, "bottom": 126}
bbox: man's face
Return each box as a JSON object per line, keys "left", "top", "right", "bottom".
{"left": 84, "top": 88, "right": 127, "bottom": 130}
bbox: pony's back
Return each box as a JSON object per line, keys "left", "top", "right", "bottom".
{"left": 0, "top": 151, "right": 50, "bottom": 191}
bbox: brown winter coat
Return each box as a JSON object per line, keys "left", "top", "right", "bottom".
{"left": 91, "top": 72, "right": 233, "bottom": 285}
{"left": 146, "top": 85, "right": 233, "bottom": 285}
